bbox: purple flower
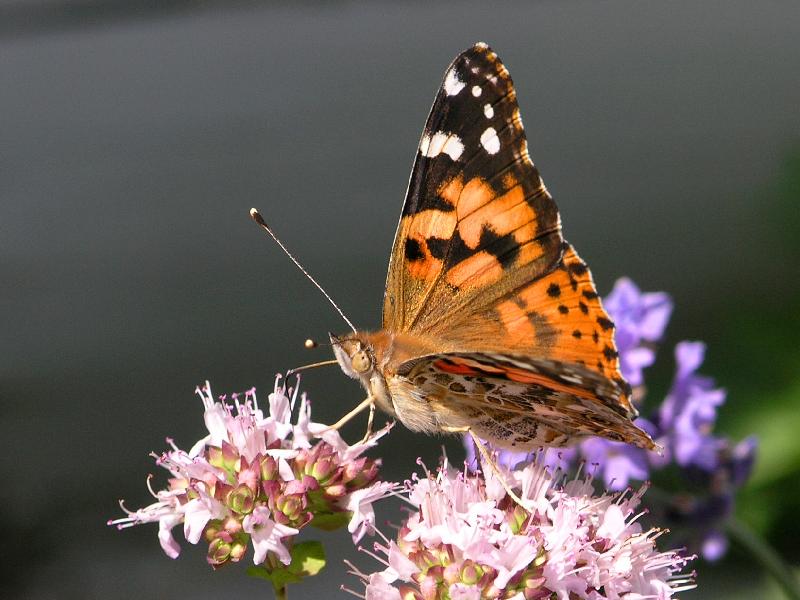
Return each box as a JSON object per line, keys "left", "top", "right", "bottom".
{"left": 658, "top": 342, "right": 726, "bottom": 470}
{"left": 604, "top": 277, "right": 673, "bottom": 386}
{"left": 579, "top": 419, "right": 656, "bottom": 491}
{"left": 462, "top": 436, "right": 534, "bottom": 472}
{"left": 728, "top": 436, "right": 758, "bottom": 487}
{"left": 648, "top": 393, "right": 756, "bottom": 560}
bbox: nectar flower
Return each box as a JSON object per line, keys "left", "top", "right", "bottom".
{"left": 603, "top": 277, "right": 673, "bottom": 387}
{"left": 110, "top": 377, "right": 394, "bottom": 576}
{"left": 347, "top": 457, "right": 694, "bottom": 600}
{"left": 656, "top": 342, "right": 727, "bottom": 471}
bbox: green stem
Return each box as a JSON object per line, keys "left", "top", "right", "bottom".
{"left": 726, "top": 518, "right": 800, "bottom": 600}
{"left": 273, "top": 584, "right": 288, "bottom": 600}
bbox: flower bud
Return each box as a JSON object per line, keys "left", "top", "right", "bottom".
{"left": 442, "top": 563, "right": 460, "bottom": 585}
{"left": 203, "top": 519, "right": 222, "bottom": 542}
{"left": 207, "top": 537, "right": 231, "bottom": 566}
{"left": 310, "top": 455, "right": 337, "bottom": 484}
{"left": 229, "top": 534, "right": 249, "bottom": 563}
{"left": 259, "top": 455, "right": 278, "bottom": 481}
{"left": 219, "top": 517, "right": 240, "bottom": 537}
{"left": 208, "top": 441, "right": 239, "bottom": 474}
{"left": 508, "top": 503, "right": 528, "bottom": 534}
{"left": 349, "top": 459, "right": 379, "bottom": 488}
{"left": 227, "top": 484, "right": 255, "bottom": 515}
{"left": 521, "top": 574, "right": 548, "bottom": 600}
{"left": 341, "top": 457, "right": 367, "bottom": 483}
{"left": 323, "top": 483, "right": 347, "bottom": 499}
{"left": 459, "top": 561, "right": 483, "bottom": 586}
{"left": 419, "top": 571, "right": 440, "bottom": 600}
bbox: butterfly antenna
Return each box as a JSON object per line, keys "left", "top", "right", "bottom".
{"left": 250, "top": 208, "right": 358, "bottom": 333}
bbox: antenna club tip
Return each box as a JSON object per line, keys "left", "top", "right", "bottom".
{"left": 249, "top": 208, "right": 266, "bottom": 225}
{"left": 304, "top": 338, "right": 318, "bottom": 349}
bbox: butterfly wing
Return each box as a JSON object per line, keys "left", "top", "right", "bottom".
{"left": 383, "top": 42, "right": 563, "bottom": 335}
{"left": 380, "top": 43, "right": 649, "bottom": 447}
{"left": 389, "top": 352, "right": 655, "bottom": 451}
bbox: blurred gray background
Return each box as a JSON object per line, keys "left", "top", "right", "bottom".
{"left": 2, "top": 0, "right": 799, "bottom": 598}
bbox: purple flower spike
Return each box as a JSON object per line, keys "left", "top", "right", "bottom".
{"left": 701, "top": 530, "right": 729, "bottom": 561}
{"left": 604, "top": 277, "right": 673, "bottom": 386}
{"left": 659, "top": 342, "right": 726, "bottom": 470}
{"left": 729, "top": 436, "right": 758, "bottom": 487}
{"left": 580, "top": 418, "right": 657, "bottom": 490}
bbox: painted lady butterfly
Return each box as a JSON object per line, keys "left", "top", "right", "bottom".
{"left": 307, "top": 43, "right": 654, "bottom": 452}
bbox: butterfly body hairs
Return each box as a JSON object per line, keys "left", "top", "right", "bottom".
{"left": 326, "top": 43, "right": 655, "bottom": 452}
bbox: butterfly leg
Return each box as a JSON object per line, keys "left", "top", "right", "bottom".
{"left": 357, "top": 402, "right": 376, "bottom": 445}
{"left": 326, "top": 394, "right": 375, "bottom": 432}
{"left": 442, "top": 426, "right": 530, "bottom": 511}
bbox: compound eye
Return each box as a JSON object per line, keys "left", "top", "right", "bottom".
{"left": 351, "top": 351, "right": 371, "bottom": 373}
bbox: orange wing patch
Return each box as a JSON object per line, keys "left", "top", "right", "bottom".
{"left": 511, "top": 245, "right": 621, "bottom": 378}
{"left": 400, "top": 209, "right": 458, "bottom": 282}
{"left": 426, "top": 243, "right": 634, "bottom": 414}
{"left": 399, "top": 171, "right": 546, "bottom": 290}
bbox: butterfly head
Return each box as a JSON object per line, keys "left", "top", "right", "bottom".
{"left": 329, "top": 333, "right": 375, "bottom": 380}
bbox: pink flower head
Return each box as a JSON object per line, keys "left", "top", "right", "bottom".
{"left": 110, "top": 377, "right": 392, "bottom": 569}
{"left": 351, "top": 458, "right": 694, "bottom": 600}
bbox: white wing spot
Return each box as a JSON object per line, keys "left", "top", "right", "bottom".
{"left": 444, "top": 68, "right": 466, "bottom": 96}
{"left": 420, "top": 131, "right": 464, "bottom": 161}
{"left": 483, "top": 103, "right": 494, "bottom": 119}
{"left": 471, "top": 85, "right": 482, "bottom": 97}
{"left": 480, "top": 127, "right": 500, "bottom": 155}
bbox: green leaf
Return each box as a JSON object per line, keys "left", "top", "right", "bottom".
{"left": 310, "top": 511, "right": 352, "bottom": 531}
{"left": 246, "top": 541, "right": 327, "bottom": 591}
{"left": 247, "top": 565, "right": 302, "bottom": 588}
{"left": 288, "top": 540, "right": 326, "bottom": 577}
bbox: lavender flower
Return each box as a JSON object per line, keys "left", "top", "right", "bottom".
{"left": 572, "top": 279, "right": 755, "bottom": 560}
{"left": 346, "top": 457, "right": 694, "bottom": 599}
{"left": 110, "top": 377, "right": 395, "bottom": 577}
{"left": 655, "top": 436, "right": 757, "bottom": 562}
{"left": 655, "top": 342, "right": 726, "bottom": 471}
{"left": 603, "top": 277, "right": 673, "bottom": 387}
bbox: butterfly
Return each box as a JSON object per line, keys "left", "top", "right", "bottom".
{"left": 312, "top": 43, "right": 655, "bottom": 452}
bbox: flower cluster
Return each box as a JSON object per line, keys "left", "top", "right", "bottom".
{"left": 466, "top": 278, "right": 757, "bottom": 561}
{"left": 109, "top": 378, "right": 394, "bottom": 572}
{"left": 348, "top": 458, "right": 694, "bottom": 599}
{"left": 578, "top": 279, "right": 757, "bottom": 560}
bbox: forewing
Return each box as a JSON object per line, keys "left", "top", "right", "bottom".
{"left": 440, "top": 244, "right": 628, "bottom": 382}
{"left": 383, "top": 43, "right": 563, "bottom": 333}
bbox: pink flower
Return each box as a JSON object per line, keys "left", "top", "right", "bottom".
{"left": 110, "top": 377, "right": 392, "bottom": 571}
{"left": 350, "top": 457, "right": 694, "bottom": 600}
{"left": 347, "top": 481, "right": 399, "bottom": 543}
{"left": 243, "top": 506, "right": 298, "bottom": 565}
